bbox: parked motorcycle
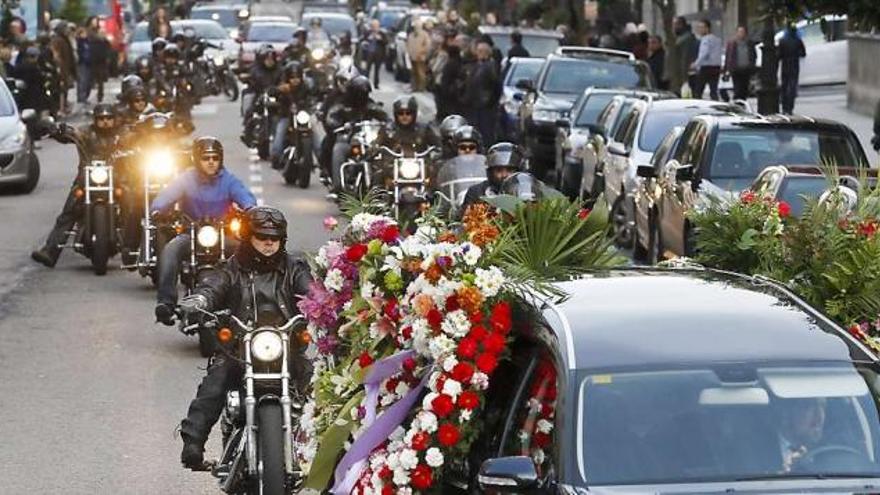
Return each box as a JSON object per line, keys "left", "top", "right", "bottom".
{"left": 333, "top": 119, "right": 383, "bottom": 197}
{"left": 278, "top": 106, "right": 314, "bottom": 188}
{"left": 179, "top": 301, "right": 308, "bottom": 495}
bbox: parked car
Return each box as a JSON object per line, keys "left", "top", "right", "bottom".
{"left": 392, "top": 9, "right": 436, "bottom": 82}
{"left": 469, "top": 267, "right": 880, "bottom": 494}
{"left": 477, "top": 26, "right": 563, "bottom": 62}
{"left": 301, "top": 12, "right": 357, "bottom": 39}
{"left": 641, "top": 114, "right": 868, "bottom": 259}
{"left": 302, "top": 1, "right": 351, "bottom": 15}
{"left": 0, "top": 79, "right": 38, "bottom": 193}
{"left": 190, "top": 3, "right": 250, "bottom": 39}
{"left": 604, "top": 99, "right": 748, "bottom": 247}
{"left": 127, "top": 20, "right": 237, "bottom": 67}
{"left": 516, "top": 47, "right": 655, "bottom": 181}
{"left": 237, "top": 20, "right": 297, "bottom": 68}
{"left": 498, "top": 57, "right": 543, "bottom": 142}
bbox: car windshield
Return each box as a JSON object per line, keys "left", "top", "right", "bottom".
{"left": 640, "top": 108, "right": 727, "bottom": 151}
{"left": 575, "top": 93, "right": 616, "bottom": 127}
{"left": 376, "top": 10, "right": 406, "bottom": 29}
{"left": 191, "top": 9, "right": 239, "bottom": 28}
{"left": 777, "top": 176, "right": 832, "bottom": 217}
{"left": 305, "top": 16, "right": 355, "bottom": 37}
{"left": 132, "top": 23, "right": 150, "bottom": 43}
{"left": 708, "top": 128, "right": 865, "bottom": 192}
{"left": 247, "top": 24, "right": 296, "bottom": 41}
{"left": 488, "top": 34, "right": 561, "bottom": 59}
{"left": 173, "top": 22, "right": 228, "bottom": 40}
{"left": 579, "top": 362, "right": 880, "bottom": 486}
{"left": 505, "top": 61, "right": 542, "bottom": 87}
{"left": 542, "top": 59, "right": 650, "bottom": 94}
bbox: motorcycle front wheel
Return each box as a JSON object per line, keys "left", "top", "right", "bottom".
{"left": 224, "top": 73, "right": 239, "bottom": 101}
{"left": 198, "top": 326, "right": 215, "bottom": 357}
{"left": 297, "top": 140, "right": 313, "bottom": 189}
{"left": 91, "top": 204, "right": 110, "bottom": 276}
{"left": 256, "top": 402, "right": 286, "bottom": 495}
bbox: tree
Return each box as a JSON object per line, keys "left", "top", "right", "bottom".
{"left": 651, "top": 0, "right": 677, "bottom": 54}
{"left": 58, "top": 0, "right": 87, "bottom": 27}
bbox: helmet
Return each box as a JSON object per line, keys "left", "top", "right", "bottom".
{"left": 92, "top": 103, "right": 115, "bottom": 119}
{"left": 282, "top": 60, "right": 304, "bottom": 80}
{"left": 309, "top": 17, "right": 322, "bottom": 28}
{"left": 163, "top": 44, "right": 180, "bottom": 60}
{"left": 128, "top": 86, "right": 148, "bottom": 107}
{"left": 439, "top": 114, "right": 468, "bottom": 143}
{"left": 500, "top": 172, "right": 544, "bottom": 202}
{"left": 486, "top": 142, "right": 525, "bottom": 171}
{"left": 171, "top": 32, "right": 186, "bottom": 44}
{"left": 256, "top": 43, "right": 276, "bottom": 64}
{"left": 135, "top": 55, "right": 152, "bottom": 71}
{"left": 151, "top": 37, "right": 167, "bottom": 56}
{"left": 192, "top": 136, "right": 224, "bottom": 167}
{"left": 121, "top": 74, "right": 144, "bottom": 97}
{"left": 346, "top": 75, "right": 372, "bottom": 106}
{"left": 294, "top": 27, "right": 308, "bottom": 40}
{"left": 452, "top": 125, "right": 483, "bottom": 152}
{"left": 392, "top": 96, "right": 418, "bottom": 124}
{"left": 244, "top": 206, "right": 287, "bottom": 239}
{"left": 335, "top": 63, "right": 359, "bottom": 90}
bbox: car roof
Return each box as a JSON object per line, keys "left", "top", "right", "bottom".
{"left": 543, "top": 268, "right": 873, "bottom": 371}
{"left": 698, "top": 113, "right": 852, "bottom": 131}
{"left": 191, "top": 4, "right": 246, "bottom": 10}
{"left": 478, "top": 26, "right": 564, "bottom": 38}
{"left": 508, "top": 57, "right": 544, "bottom": 66}
{"left": 545, "top": 51, "right": 641, "bottom": 67}
{"left": 246, "top": 16, "right": 294, "bottom": 23}
{"left": 644, "top": 98, "right": 746, "bottom": 113}
{"left": 302, "top": 12, "right": 355, "bottom": 20}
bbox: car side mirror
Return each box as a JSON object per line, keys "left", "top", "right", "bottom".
{"left": 20, "top": 108, "right": 36, "bottom": 122}
{"left": 636, "top": 164, "right": 655, "bottom": 178}
{"left": 555, "top": 117, "right": 571, "bottom": 128}
{"left": 673, "top": 162, "right": 694, "bottom": 180}
{"left": 478, "top": 456, "right": 540, "bottom": 492}
{"left": 515, "top": 78, "right": 535, "bottom": 92}
{"left": 607, "top": 141, "right": 629, "bottom": 157}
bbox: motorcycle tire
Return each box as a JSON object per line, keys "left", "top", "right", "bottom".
{"left": 198, "top": 326, "right": 215, "bottom": 357}
{"left": 256, "top": 403, "right": 286, "bottom": 495}
{"left": 224, "top": 74, "right": 239, "bottom": 101}
{"left": 257, "top": 140, "right": 270, "bottom": 161}
{"left": 91, "top": 204, "right": 111, "bottom": 276}
{"left": 298, "top": 142, "right": 313, "bottom": 189}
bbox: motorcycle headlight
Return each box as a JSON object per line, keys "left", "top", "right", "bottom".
{"left": 295, "top": 110, "right": 310, "bottom": 126}
{"left": 251, "top": 331, "right": 283, "bottom": 362}
{"left": 364, "top": 128, "right": 378, "bottom": 145}
{"left": 311, "top": 48, "right": 326, "bottom": 60}
{"left": 532, "top": 109, "right": 562, "bottom": 123}
{"left": 339, "top": 55, "right": 353, "bottom": 70}
{"left": 89, "top": 165, "right": 110, "bottom": 185}
{"left": 197, "top": 225, "right": 220, "bottom": 248}
{"left": 213, "top": 55, "right": 225, "bottom": 66}
{"left": 146, "top": 150, "right": 175, "bottom": 178}
{"left": 398, "top": 158, "right": 420, "bottom": 180}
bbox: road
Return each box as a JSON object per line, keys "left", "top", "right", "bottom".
{"left": 0, "top": 1, "right": 431, "bottom": 492}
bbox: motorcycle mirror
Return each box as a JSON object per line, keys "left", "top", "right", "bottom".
{"left": 14, "top": 79, "right": 25, "bottom": 90}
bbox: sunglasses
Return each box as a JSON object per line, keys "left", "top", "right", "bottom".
{"left": 201, "top": 155, "right": 222, "bottom": 163}
{"left": 396, "top": 110, "right": 414, "bottom": 116}
{"left": 253, "top": 233, "right": 281, "bottom": 242}
{"left": 96, "top": 115, "right": 114, "bottom": 121}
{"left": 458, "top": 143, "right": 477, "bottom": 152}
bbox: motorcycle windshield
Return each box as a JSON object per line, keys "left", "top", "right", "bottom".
{"left": 435, "top": 155, "right": 487, "bottom": 206}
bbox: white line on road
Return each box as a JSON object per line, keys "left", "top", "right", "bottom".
{"left": 249, "top": 174, "right": 262, "bottom": 182}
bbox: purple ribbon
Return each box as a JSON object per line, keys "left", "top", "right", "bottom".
{"left": 331, "top": 350, "right": 428, "bottom": 494}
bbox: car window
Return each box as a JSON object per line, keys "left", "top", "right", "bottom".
{"left": 132, "top": 23, "right": 149, "bottom": 42}
{"left": 620, "top": 108, "right": 643, "bottom": 147}
{"left": 575, "top": 93, "right": 616, "bottom": 127}
{"left": 578, "top": 363, "right": 880, "bottom": 485}
{"left": 608, "top": 101, "right": 636, "bottom": 141}
{"left": 776, "top": 176, "right": 831, "bottom": 217}
{"left": 503, "top": 355, "right": 558, "bottom": 474}
{"left": 488, "top": 34, "right": 561, "bottom": 59}
{"left": 506, "top": 61, "right": 542, "bottom": 87}
{"left": 191, "top": 9, "right": 239, "bottom": 28}
{"left": 246, "top": 23, "right": 296, "bottom": 41}
{"left": 304, "top": 16, "right": 356, "bottom": 37}
{"left": 676, "top": 122, "right": 708, "bottom": 167}
{"left": 639, "top": 107, "right": 733, "bottom": 152}
{"left": 595, "top": 99, "right": 620, "bottom": 134}
{"left": 173, "top": 21, "right": 228, "bottom": 40}
{"left": 651, "top": 128, "right": 680, "bottom": 170}
{"left": 542, "top": 59, "right": 650, "bottom": 94}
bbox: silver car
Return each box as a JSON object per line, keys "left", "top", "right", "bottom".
{"left": 127, "top": 20, "right": 238, "bottom": 63}
{"left": 0, "top": 79, "right": 39, "bottom": 193}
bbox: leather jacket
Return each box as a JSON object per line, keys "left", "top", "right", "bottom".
{"left": 325, "top": 101, "right": 388, "bottom": 131}
{"left": 379, "top": 123, "right": 440, "bottom": 153}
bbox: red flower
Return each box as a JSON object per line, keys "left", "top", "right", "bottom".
{"left": 858, "top": 221, "right": 878, "bottom": 238}
{"left": 451, "top": 362, "right": 475, "bottom": 383}
{"left": 457, "top": 390, "right": 480, "bottom": 410}
{"left": 426, "top": 309, "right": 443, "bottom": 329}
{"left": 381, "top": 224, "right": 400, "bottom": 243}
{"left": 410, "top": 464, "right": 433, "bottom": 490}
{"left": 378, "top": 465, "right": 393, "bottom": 480}
{"left": 431, "top": 393, "right": 455, "bottom": 418}
{"left": 456, "top": 337, "right": 478, "bottom": 359}
{"left": 476, "top": 353, "right": 498, "bottom": 374}
{"left": 358, "top": 351, "right": 374, "bottom": 368}
{"left": 385, "top": 377, "right": 399, "bottom": 393}
{"left": 381, "top": 484, "right": 394, "bottom": 495}
{"left": 445, "top": 294, "right": 461, "bottom": 312}
{"left": 777, "top": 201, "right": 791, "bottom": 219}
{"left": 411, "top": 431, "right": 430, "bottom": 451}
{"left": 345, "top": 243, "right": 368, "bottom": 263}
{"left": 402, "top": 357, "right": 417, "bottom": 372}
{"left": 401, "top": 326, "right": 413, "bottom": 340}
{"left": 578, "top": 208, "right": 591, "bottom": 220}
{"left": 469, "top": 310, "right": 484, "bottom": 324}
{"left": 849, "top": 324, "right": 869, "bottom": 341}
{"left": 437, "top": 422, "right": 461, "bottom": 447}
{"left": 533, "top": 431, "right": 551, "bottom": 448}
{"left": 482, "top": 332, "right": 507, "bottom": 355}
{"left": 490, "top": 301, "right": 512, "bottom": 334}
{"left": 383, "top": 298, "right": 399, "bottom": 322}
{"left": 541, "top": 403, "right": 555, "bottom": 418}
{"left": 741, "top": 190, "right": 757, "bottom": 204}
{"left": 468, "top": 325, "right": 488, "bottom": 342}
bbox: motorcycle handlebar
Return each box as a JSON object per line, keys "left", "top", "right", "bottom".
{"left": 377, "top": 145, "right": 438, "bottom": 158}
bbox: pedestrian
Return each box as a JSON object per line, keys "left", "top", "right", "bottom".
{"left": 50, "top": 20, "right": 77, "bottom": 116}
{"left": 465, "top": 41, "right": 500, "bottom": 145}
{"left": 872, "top": 98, "right": 880, "bottom": 152}
{"left": 5, "top": 17, "right": 27, "bottom": 48}
{"left": 11, "top": 46, "right": 47, "bottom": 113}
{"left": 778, "top": 24, "right": 806, "bottom": 115}
{"left": 507, "top": 30, "right": 530, "bottom": 58}
{"left": 429, "top": 30, "right": 452, "bottom": 110}
{"left": 148, "top": 5, "right": 172, "bottom": 40}
{"left": 691, "top": 19, "right": 722, "bottom": 100}
{"left": 90, "top": 19, "right": 112, "bottom": 103}
{"left": 75, "top": 24, "right": 93, "bottom": 109}
{"left": 362, "top": 19, "right": 386, "bottom": 89}
{"left": 724, "top": 26, "right": 757, "bottom": 101}
{"left": 665, "top": 16, "right": 699, "bottom": 97}
{"left": 646, "top": 35, "right": 666, "bottom": 89}
{"left": 407, "top": 19, "right": 431, "bottom": 92}
{"left": 437, "top": 43, "right": 464, "bottom": 119}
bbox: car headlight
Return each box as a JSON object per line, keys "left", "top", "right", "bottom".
{"left": 311, "top": 47, "right": 326, "bottom": 60}
{"left": 213, "top": 55, "right": 225, "bottom": 66}
{"left": 251, "top": 331, "right": 283, "bottom": 362}
{"left": 197, "top": 225, "right": 220, "bottom": 247}
{"left": 532, "top": 109, "right": 562, "bottom": 123}
{"left": 238, "top": 8, "right": 249, "bottom": 18}
{"left": 295, "top": 110, "right": 310, "bottom": 126}
{"left": 0, "top": 128, "right": 26, "bottom": 150}
{"left": 89, "top": 166, "right": 110, "bottom": 185}
{"left": 398, "top": 158, "right": 420, "bottom": 180}
{"left": 146, "top": 150, "right": 175, "bottom": 177}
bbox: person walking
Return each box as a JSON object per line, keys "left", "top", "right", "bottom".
{"left": 437, "top": 43, "right": 464, "bottom": 119}
{"left": 778, "top": 24, "right": 806, "bottom": 115}
{"left": 507, "top": 30, "right": 530, "bottom": 58}
{"left": 50, "top": 21, "right": 77, "bottom": 116}
{"left": 666, "top": 16, "right": 699, "bottom": 97}
{"left": 646, "top": 35, "right": 666, "bottom": 89}
{"left": 691, "top": 19, "right": 722, "bottom": 100}
{"left": 90, "top": 19, "right": 111, "bottom": 103}
{"left": 465, "top": 41, "right": 500, "bottom": 145}
{"left": 362, "top": 19, "right": 386, "bottom": 89}
{"left": 407, "top": 20, "right": 431, "bottom": 92}
{"left": 724, "top": 26, "right": 757, "bottom": 101}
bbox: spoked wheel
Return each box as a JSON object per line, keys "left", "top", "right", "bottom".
{"left": 256, "top": 403, "right": 286, "bottom": 495}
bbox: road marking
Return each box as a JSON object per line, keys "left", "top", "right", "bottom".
{"left": 249, "top": 174, "right": 262, "bottom": 182}
{"left": 192, "top": 104, "right": 218, "bottom": 116}
{"left": 250, "top": 185, "right": 263, "bottom": 194}
{"left": 249, "top": 163, "right": 261, "bottom": 172}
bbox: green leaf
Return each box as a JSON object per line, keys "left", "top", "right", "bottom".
{"left": 304, "top": 390, "right": 366, "bottom": 490}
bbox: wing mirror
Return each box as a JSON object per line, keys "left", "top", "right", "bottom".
{"left": 672, "top": 161, "right": 694, "bottom": 180}
{"left": 607, "top": 141, "right": 629, "bottom": 157}
{"left": 636, "top": 164, "right": 655, "bottom": 178}
{"left": 478, "top": 456, "right": 540, "bottom": 492}
{"left": 515, "top": 78, "right": 535, "bottom": 92}
{"left": 513, "top": 92, "right": 523, "bottom": 102}
{"left": 20, "top": 108, "right": 36, "bottom": 122}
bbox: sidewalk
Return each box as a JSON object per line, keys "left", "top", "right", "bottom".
{"left": 789, "top": 88, "right": 875, "bottom": 160}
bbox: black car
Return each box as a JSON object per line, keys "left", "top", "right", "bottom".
{"left": 640, "top": 114, "right": 869, "bottom": 258}
{"left": 517, "top": 47, "right": 654, "bottom": 181}
{"left": 466, "top": 267, "right": 880, "bottom": 494}
{"left": 477, "top": 26, "right": 563, "bottom": 61}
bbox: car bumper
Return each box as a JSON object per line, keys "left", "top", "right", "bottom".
{"left": 0, "top": 146, "right": 31, "bottom": 184}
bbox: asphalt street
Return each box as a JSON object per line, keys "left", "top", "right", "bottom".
{"left": 0, "top": 4, "right": 867, "bottom": 491}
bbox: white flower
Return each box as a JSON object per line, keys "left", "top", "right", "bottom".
{"left": 381, "top": 254, "right": 402, "bottom": 274}
{"left": 441, "top": 309, "right": 471, "bottom": 338}
{"left": 471, "top": 372, "right": 490, "bottom": 390}
{"left": 537, "top": 419, "right": 554, "bottom": 434}
{"left": 416, "top": 411, "right": 438, "bottom": 433}
{"left": 380, "top": 393, "right": 397, "bottom": 407}
{"left": 442, "top": 355, "right": 459, "bottom": 372}
{"left": 427, "top": 334, "right": 455, "bottom": 361}
{"left": 342, "top": 300, "right": 353, "bottom": 312}
{"left": 527, "top": 398, "right": 542, "bottom": 414}
{"left": 442, "top": 378, "right": 462, "bottom": 398}
{"left": 460, "top": 242, "right": 482, "bottom": 266}
{"left": 399, "top": 448, "right": 419, "bottom": 470}
{"left": 360, "top": 281, "right": 376, "bottom": 300}
{"left": 397, "top": 488, "right": 413, "bottom": 495}
{"left": 370, "top": 453, "right": 388, "bottom": 470}
{"left": 386, "top": 451, "right": 401, "bottom": 469}
{"left": 422, "top": 392, "right": 439, "bottom": 411}
{"left": 532, "top": 448, "right": 546, "bottom": 466}
{"left": 475, "top": 266, "right": 505, "bottom": 297}
{"left": 315, "top": 248, "right": 329, "bottom": 269}
{"left": 414, "top": 224, "right": 437, "bottom": 242}
{"left": 394, "top": 381, "right": 410, "bottom": 396}
{"left": 324, "top": 268, "right": 345, "bottom": 292}
{"left": 425, "top": 447, "right": 444, "bottom": 467}
{"left": 460, "top": 409, "right": 473, "bottom": 422}
{"left": 392, "top": 467, "right": 410, "bottom": 486}
{"left": 351, "top": 213, "right": 384, "bottom": 233}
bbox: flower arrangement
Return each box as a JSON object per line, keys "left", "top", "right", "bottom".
{"left": 296, "top": 195, "right": 621, "bottom": 493}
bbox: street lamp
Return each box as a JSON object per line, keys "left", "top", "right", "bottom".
{"left": 756, "top": 12, "right": 779, "bottom": 114}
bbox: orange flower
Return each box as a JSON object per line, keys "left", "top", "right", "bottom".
{"left": 424, "top": 263, "right": 443, "bottom": 283}
{"left": 438, "top": 230, "right": 458, "bottom": 243}
{"left": 412, "top": 294, "right": 435, "bottom": 317}
{"left": 401, "top": 259, "right": 423, "bottom": 274}
{"left": 470, "top": 224, "right": 500, "bottom": 247}
{"left": 457, "top": 286, "right": 485, "bottom": 314}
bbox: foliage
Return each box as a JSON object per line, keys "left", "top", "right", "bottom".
{"left": 58, "top": 0, "right": 88, "bottom": 27}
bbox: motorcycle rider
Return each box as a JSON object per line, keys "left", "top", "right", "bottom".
{"left": 270, "top": 60, "right": 312, "bottom": 168}
{"left": 177, "top": 206, "right": 312, "bottom": 469}
{"left": 11, "top": 46, "right": 48, "bottom": 116}
{"left": 242, "top": 44, "right": 280, "bottom": 132}
{"left": 438, "top": 114, "right": 468, "bottom": 159}
{"left": 283, "top": 27, "right": 310, "bottom": 63}
{"left": 379, "top": 96, "right": 441, "bottom": 152}
{"left": 151, "top": 37, "right": 168, "bottom": 65}
{"left": 118, "top": 85, "right": 153, "bottom": 127}
{"left": 452, "top": 125, "right": 484, "bottom": 156}
{"left": 461, "top": 141, "right": 523, "bottom": 212}
{"left": 31, "top": 104, "right": 121, "bottom": 267}
{"left": 133, "top": 55, "right": 154, "bottom": 87}
{"left": 152, "top": 137, "right": 257, "bottom": 325}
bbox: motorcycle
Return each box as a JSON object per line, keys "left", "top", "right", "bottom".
{"left": 433, "top": 154, "right": 488, "bottom": 219}
{"left": 243, "top": 91, "right": 274, "bottom": 161}
{"left": 334, "top": 119, "right": 383, "bottom": 197}
{"left": 377, "top": 145, "right": 437, "bottom": 221}
{"left": 207, "top": 54, "right": 239, "bottom": 102}
{"left": 278, "top": 105, "right": 315, "bottom": 188}
{"left": 132, "top": 147, "right": 183, "bottom": 285}
{"left": 178, "top": 302, "right": 308, "bottom": 495}
{"left": 176, "top": 213, "right": 242, "bottom": 357}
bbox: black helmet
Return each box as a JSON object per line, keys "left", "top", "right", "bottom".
{"left": 136, "top": 55, "right": 152, "bottom": 71}
{"left": 282, "top": 60, "right": 304, "bottom": 80}
{"left": 439, "top": 114, "right": 467, "bottom": 142}
{"left": 171, "top": 32, "right": 186, "bottom": 44}
{"left": 335, "top": 63, "right": 359, "bottom": 89}
{"left": 244, "top": 206, "right": 287, "bottom": 239}
{"left": 192, "top": 136, "right": 224, "bottom": 167}
{"left": 92, "top": 103, "right": 115, "bottom": 119}
{"left": 392, "top": 96, "right": 418, "bottom": 124}
{"left": 500, "top": 172, "right": 544, "bottom": 202}
{"left": 151, "top": 37, "right": 167, "bottom": 55}
{"left": 163, "top": 44, "right": 180, "bottom": 59}
{"left": 346, "top": 75, "right": 372, "bottom": 106}
{"left": 256, "top": 43, "right": 275, "bottom": 62}
{"left": 452, "top": 125, "right": 483, "bottom": 152}
{"left": 486, "top": 142, "right": 525, "bottom": 171}
{"left": 121, "top": 74, "right": 144, "bottom": 97}
{"left": 294, "top": 27, "right": 308, "bottom": 40}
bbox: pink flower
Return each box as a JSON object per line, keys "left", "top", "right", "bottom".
{"left": 323, "top": 216, "right": 339, "bottom": 231}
